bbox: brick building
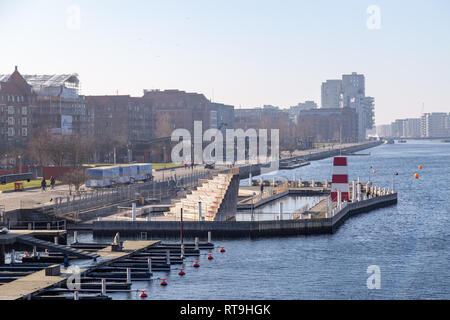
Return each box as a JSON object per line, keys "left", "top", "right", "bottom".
{"left": 296, "top": 107, "right": 358, "bottom": 143}
{"left": 0, "top": 67, "right": 35, "bottom": 150}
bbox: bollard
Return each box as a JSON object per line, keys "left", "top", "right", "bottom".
{"left": 352, "top": 181, "right": 356, "bottom": 202}
{"left": 54, "top": 236, "right": 58, "bottom": 245}
{"left": 147, "top": 258, "right": 152, "bottom": 273}
{"left": 207, "top": 231, "right": 212, "bottom": 244}
{"left": 337, "top": 190, "right": 342, "bottom": 204}
{"left": 180, "top": 243, "right": 185, "bottom": 259}
{"left": 32, "top": 246, "right": 37, "bottom": 257}
{"left": 11, "top": 249, "right": 15, "bottom": 264}
{"left": 73, "top": 231, "right": 78, "bottom": 244}
{"left": 126, "top": 267, "right": 131, "bottom": 284}
{"left": 146, "top": 215, "right": 150, "bottom": 222}
{"left": 132, "top": 202, "right": 136, "bottom": 221}
{"left": 101, "top": 278, "right": 106, "bottom": 296}
{"left": 279, "top": 202, "right": 283, "bottom": 221}
{"left": 166, "top": 250, "right": 170, "bottom": 265}
{"left": 97, "top": 217, "right": 102, "bottom": 222}
{"left": 198, "top": 202, "right": 202, "bottom": 221}
{"left": 74, "top": 291, "right": 79, "bottom": 300}
{"left": 249, "top": 172, "right": 252, "bottom": 186}
{"left": 194, "top": 237, "right": 199, "bottom": 251}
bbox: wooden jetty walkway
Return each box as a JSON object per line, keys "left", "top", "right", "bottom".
{"left": 0, "top": 240, "right": 159, "bottom": 300}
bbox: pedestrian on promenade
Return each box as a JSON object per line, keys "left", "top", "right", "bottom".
{"left": 184, "top": 162, "right": 188, "bottom": 170}
{"left": 50, "top": 176, "right": 55, "bottom": 190}
{"left": 41, "top": 178, "right": 47, "bottom": 192}
{"left": 191, "top": 160, "right": 194, "bottom": 171}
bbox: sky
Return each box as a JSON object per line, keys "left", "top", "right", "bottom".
{"left": 0, "top": 0, "right": 449, "bottom": 125}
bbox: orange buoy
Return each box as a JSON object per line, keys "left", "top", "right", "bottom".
{"left": 193, "top": 260, "right": 200, "bottom": 268}
{"left": 373, "top": 170, "right": 376, "bottom": 174}
{"left": 414, "top": 173, "right": 419, "bottom": 179}
{"left": 220, "top": 246, "right": 226, "bottom": 253}
{"left": 418, "top": 165, "right": 423, "bottom": 169}
{"left": 178, "top": 268, "right": 185, "bottom": 276}
{"left": 139, "top": 289, "right": 148, "bottom": 298}
{"left": 207, "top": 253, "right": 213, "bottom": 260}
{"left": 160, "top": 278, "right": 167, "bottom": 286}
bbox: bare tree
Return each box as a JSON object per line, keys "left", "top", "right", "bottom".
{"left": 61, "top": 168, "right": 86, "bottom": 195}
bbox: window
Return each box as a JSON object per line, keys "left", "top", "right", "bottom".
{"left": 8, "top": 106, "right": 14, "bottom": 114}
{"left": 22, "top": 117, "right": 27, "bottom": 126}
{"left": 7, "top": 128, "right": 14, "bottom": 136}
{"left": 22, "top": 128, "right": 27, "bottom": 136}
{"left": 22, "top": 106, "right": 27, "bottom": 115}
{"left": 8, "top": 117, "right": 15, "bottom": 125}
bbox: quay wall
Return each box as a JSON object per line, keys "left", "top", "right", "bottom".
{"left": 92, "top": 192, "right": 397, "bottom": 239}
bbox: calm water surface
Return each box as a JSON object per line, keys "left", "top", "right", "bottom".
{"left": 74, "top": 140, "right": 450, "bottom": 299}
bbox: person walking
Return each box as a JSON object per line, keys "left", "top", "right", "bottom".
{"left": 50, "top": 176, "right": 55, "bottom": 190}
{"left": 41, "top": 178, "right": 47, "bottom": 192}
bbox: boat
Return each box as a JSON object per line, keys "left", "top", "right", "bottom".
{"left": 384, "top": 139, "right": 394, "bottom": 144}
{"left": 398, "top": 139, "right": 407, "bottom": 143}
{"left": 441, "top": 139, "right": 450, "bottom": 143}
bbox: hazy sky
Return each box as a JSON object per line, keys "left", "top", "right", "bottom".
{"left": 1, "top": 0, "right": 449, "bottom": 125}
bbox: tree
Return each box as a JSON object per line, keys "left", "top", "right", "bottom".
{"left": 61, "top": 168, "right": 86, "bottom": 195}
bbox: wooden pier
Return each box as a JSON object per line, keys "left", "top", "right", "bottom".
{"left": 0, "top": 240, "right": 159, "bottom": 300}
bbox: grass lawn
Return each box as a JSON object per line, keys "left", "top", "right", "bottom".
{"left": 0, "top": 180, "right": 61, "bottom": 192}
{"left": 83, "top": 163, "right": 183, "bottom": 170}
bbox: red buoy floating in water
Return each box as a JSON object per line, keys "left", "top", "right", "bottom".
{"left": 414, "top": 173, "right": 420, "bottom": 179}
{"left": 220, "top": 246, "right": 226, "bottom": 253}
{"left": 160, "top": 278, "right": 167, "bottom": 286}
{"left": 418, "top": 165, "right": 423, "bottom": 169}
{"left": 193, "top": 260, "right": 200, "bottom": 268}
{"left": 373, "top": 170, "right": 377, "bottom": 174}
{"left": 178, "top": 268, "right": 185, "bottom": 276}
{"left": 207, "top": 253, "right": 214, "bottom": 260}
{"left": 139, "top": 289, "right": 148, "bottom": 298}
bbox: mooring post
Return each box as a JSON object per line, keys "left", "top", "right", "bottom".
{"left": 147, "top": 258, "right": 152, "bottom": 273}
{"left": 0, "top": 245, "right": 5, "bottom": 266}
{"left": 73, "top": 231, "right": 78, "bottom": 244}
{"left": 198, "top": 202, "right": 202, "bottom": 221}
{"left": 11, "top": 249, "right": 15, "bottom": 264}
{"left": 194, "top": 237, "right": 199, "bottom": 251}
{"left": 208, "top": 231, "right": 212, "bottom": 244}
{"left": 180, "top": 208, "right": 184, "bottom": 246}
{"left": 126, "top": 267, "right": 131, "bottom": 284}
{"left": 352, "top": 181, "right": 356, "bottom": 202}
{"left": 32, "top": 246, "right": 37, "bottom": 257}
{"left": 180, "top": 243, "right": 185, "bottom": 259}
{"left": 101, "top": 278, "right": 106, "bottom": 296}
{"left": 166, "top": 250, "right": 170, "bottom": 265}
{"left": 54, "top": 236, "right": 58, "bottom": 245}
{"left": 279, "top": 202, "right": 283, "bottom": 220}
{"left": 74, "top": 291, "right": 79, "bottom": 300}
{"left": 132, "top": 202, "right": 136, "bottom": 222}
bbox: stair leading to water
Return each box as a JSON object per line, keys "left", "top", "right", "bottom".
{"left": 168, "top": 172, "right": 236, "bottom": 221}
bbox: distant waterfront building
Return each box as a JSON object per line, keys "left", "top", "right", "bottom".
{"left": 288, "top": 101, "right": 318, "bottom": 122}
{"left": 321, "top": 80, "right": 342, "bottom": 109}
{"left": 321, "top": 73, "right": 374, "bottom": 141}
{"left": 376, "top": 124, "right": 392, "bottom": 137}
{"left": 0, "top": 67, "right": 35, "bottom": 149}
{"left": 404, "top": 118, "right": 421, "bottom": 138}
{"left": 420, "top": 112, "right": 449, "bottom": 137}
{"left": 296, "top": 107, "right": 358, "bottom": 143}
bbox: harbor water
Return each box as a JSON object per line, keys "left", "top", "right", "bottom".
{"left": 72, "top": 140, "right": 450, "bottom": 299}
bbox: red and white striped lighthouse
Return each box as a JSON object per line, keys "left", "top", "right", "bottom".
{"left": 331, "top": 156, "right": 349, "bottom": 202}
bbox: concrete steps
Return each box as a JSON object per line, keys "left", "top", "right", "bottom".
{"left": 168, "top": 173, "right": 233, "bottom": 220}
